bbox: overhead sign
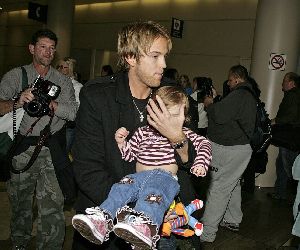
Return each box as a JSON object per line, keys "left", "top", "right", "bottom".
{"left": 171, "top": 18, "right": 184, "bottom": 38}
{"left": 28, "top": 2, "right": 48, "bottom": 23}
{"left": 268, "top": 53, "right": 286, "bottom": 71}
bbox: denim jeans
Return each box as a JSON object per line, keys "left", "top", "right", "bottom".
{"left": 100, "top": 169, "right": 180, "bottom": 226}
{"left": 275, "top": 147, "right": 299, "bottom": 198}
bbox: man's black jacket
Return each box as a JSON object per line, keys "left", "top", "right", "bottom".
{"left": 72, "top": 71, "right": 198, "bottom": 212}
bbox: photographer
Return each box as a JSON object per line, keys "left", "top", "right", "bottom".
{"left": 0, "top": 29, "right": 77, "bottom": 250}
{"left": 192, "top": 77, "right": 220, "bottom": 136}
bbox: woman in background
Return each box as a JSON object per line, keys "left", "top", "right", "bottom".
{"left": 179, "top": 74, "right": 193, "bottom": 95}
{"left": 57, "top": 57, "right": 83, "bottom": 154}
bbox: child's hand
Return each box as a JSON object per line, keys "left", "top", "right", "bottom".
{"left": 115, "top": 127, "right": 129, "bottom": 147}
{"left": 191, "top": 165, "right": 206, "bottom": 177}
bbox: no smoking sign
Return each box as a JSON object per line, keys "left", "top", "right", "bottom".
{"left": 268, "top": 53, "right": 286, "bottom": 71}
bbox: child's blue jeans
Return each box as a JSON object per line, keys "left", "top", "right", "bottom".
{"left": 100, "top": 169, "right": 180, "bottom": 226}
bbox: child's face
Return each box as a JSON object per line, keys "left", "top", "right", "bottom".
{"left": 167, "top": 104, "right": 182, "bottom": 117}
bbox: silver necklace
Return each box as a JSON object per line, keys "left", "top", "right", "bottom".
{"left": 132, "top": 92, "right": 152, "bottom": 122}
{"left": 132, "top": 99, "right": 146, "bottom": 122}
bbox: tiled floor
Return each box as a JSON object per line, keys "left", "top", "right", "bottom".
{"left": 201, "top": 188, "right": 298, "bottom": 250}
{"left": 0, "top": 181, "right": 299, "bottom": 250}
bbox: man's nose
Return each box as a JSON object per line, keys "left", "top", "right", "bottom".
{"left": 160, "top": 57, "right": 167, "bottom": 69}
{"left": 44, "top": 47, "right": 55, "bottom": 54}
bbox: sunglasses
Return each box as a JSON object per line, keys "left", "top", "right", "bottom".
{"left": 57, "top": 65, "right": 69, "bottom": 69}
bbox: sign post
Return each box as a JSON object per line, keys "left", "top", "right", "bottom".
{"left": 28, "top": 2, "right": 48, "bottom": 23}
{"left": 171, "top": 18, "right": 184, "bottom": 39}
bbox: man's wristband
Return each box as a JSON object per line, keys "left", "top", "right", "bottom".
{"left": 171, "top": 138, "right": 188, "bottom": 149}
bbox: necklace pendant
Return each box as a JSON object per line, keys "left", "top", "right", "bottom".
{"left": 140, "top": 114, "right": 144, "bottom": 122}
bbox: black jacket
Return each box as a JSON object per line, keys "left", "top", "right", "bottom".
{"left": 275, "top": 87, "right": 300, "bottom": 125}
{"left": 206, "top": 81, "right": 257, "bottom": 146}
{"left": 73, "top": 72, "right": 198, "bottom": 213}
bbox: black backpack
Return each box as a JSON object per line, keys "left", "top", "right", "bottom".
{"left": 237, "top": 86, "right": 272, "bottom": 153}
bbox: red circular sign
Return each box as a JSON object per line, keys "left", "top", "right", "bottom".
{"left": 271, "top": 55, "right": 285, "bottom": 69}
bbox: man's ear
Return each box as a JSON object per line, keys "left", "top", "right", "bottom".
{"left": 290, "top": 80, "right": 296, "bottom": 88}
{"left": 29, "top": 44, "right": 35, "bottom": 55}
{"left": 125, "top": 56, "right": 136, "bottom": 67}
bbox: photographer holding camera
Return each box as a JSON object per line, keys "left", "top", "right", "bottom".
{"left": 190, "top": 77, "right": 220, "bottom": 136}
{"left": 0, "top": 29, "right": 77, "bottom": 250}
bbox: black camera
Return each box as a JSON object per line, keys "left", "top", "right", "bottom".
{"left": 24, "top": 77, "right": 61, "bottom": 117}
{"left": 196, "top": 77, "right": 214, "bottom": 102}
{"left": 196, "top": 77, "right": 222, "bottom": 103}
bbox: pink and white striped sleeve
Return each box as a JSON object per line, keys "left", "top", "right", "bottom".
{"left": 185, "top": 129, "right": 212, "bottom": 177}
{"left": 120, "top": 127, "right": 144, "bottom": 162}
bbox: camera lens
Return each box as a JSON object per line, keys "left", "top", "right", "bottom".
{"left": 26, "top": 101, "right": 42, "bottom": 116}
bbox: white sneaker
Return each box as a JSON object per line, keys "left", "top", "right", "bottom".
{"left": 72, "top": 207, "right": 113, "bottom": 245}
{"left": 114, "top": 214, "right": 157, "bottom": 249}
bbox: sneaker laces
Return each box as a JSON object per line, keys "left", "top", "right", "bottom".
{"left": 85, "top": 207, "right": 106, "bottom": 220}
{"left": 125, "top": 214, "right": 160, "bottom": 249}
{"left": 125, "top": 214, "right": 152, "bottom": 225}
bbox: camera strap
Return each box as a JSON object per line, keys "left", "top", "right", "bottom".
{"left": 11, "top": 67, "right": 29, "bottom": 140}
{"left": 10, "top": 110, "right": 54, "bottom": 174}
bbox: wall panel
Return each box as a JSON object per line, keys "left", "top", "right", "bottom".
{"left": 1, "top": 0, "right": 258, "bottom": 91}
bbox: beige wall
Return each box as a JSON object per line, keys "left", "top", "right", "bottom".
{"left": 0, "top": 0, "right": 258, "bottom": 90}
{"left": 0, "top": 10, "right": 43, "bottom": 76}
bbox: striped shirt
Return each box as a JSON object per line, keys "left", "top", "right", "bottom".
{"left": 120, "top": 126, "right": 212, "bottom": 176}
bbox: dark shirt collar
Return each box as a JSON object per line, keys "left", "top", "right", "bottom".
{"left": 115, "top": 71, "right": 132, "bottom": 104}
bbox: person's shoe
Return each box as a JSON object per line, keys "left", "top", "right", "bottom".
{"left": 199, "top": 234, "right": 215, "bottom": 243}
{"left": 114, "top": 214, "right": 157, "bottom": 249}
{"left": 267, "top": 192, "right": 287, "bottom": 200}
{"left": 200, "top": 239, "right": 213, "bottom": 244}
{"left": 220, "top": 220, "right": 239, "bottom": 232}
{"left": 72, "top": 207, "right": 113, "bottom": 245}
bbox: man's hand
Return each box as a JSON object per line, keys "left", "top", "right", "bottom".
{"left": 0, "top": 88, "right": 35, "bottom": 115}
{"left": 147, "top": 95, "right": 185, "bottom": 142}
{"left": 203, "top": 96, "right": 214, "bottom": 108}
{"left": 17, "top": 88, "right": 34, "bottom": 108}
{"left": 49, "top": 100, "right": 58, "bottom": 112}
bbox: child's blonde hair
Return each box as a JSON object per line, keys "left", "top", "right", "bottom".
{"left": 153, "top": 86, "right": 190, "bottom": 123}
